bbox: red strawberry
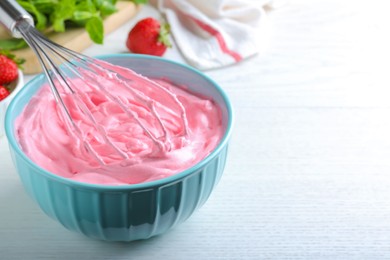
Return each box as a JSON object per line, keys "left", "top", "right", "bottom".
{"left": 0, "top": 54, "right": 18, "bottom": 85}
{"left": 0, "top": 86, "right": 10, "bottom": 101}
{"left": 126, "top": 17, "right": 172, "bottom": 56}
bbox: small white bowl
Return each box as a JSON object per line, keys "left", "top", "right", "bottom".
{"left": 0, "top": 70, "right": 24, "bottom": 137}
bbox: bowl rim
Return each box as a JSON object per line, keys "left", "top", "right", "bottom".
{"left": 5, "top": 54, "right": 234, "bottom": 191}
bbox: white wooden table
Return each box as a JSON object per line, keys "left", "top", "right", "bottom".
{"left": 2, "top": 1, "right": 390, "bottom": 259}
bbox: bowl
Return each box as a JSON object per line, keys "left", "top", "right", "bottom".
{"left": 4, "top": 54, "right": 233, "bottom": 242}
{"left": 0, "top": 70, "right": 24, "bottom": 137}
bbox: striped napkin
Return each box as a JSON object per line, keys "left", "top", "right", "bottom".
{"left": 155, "top": 0, "right": 276, "bottom": 70}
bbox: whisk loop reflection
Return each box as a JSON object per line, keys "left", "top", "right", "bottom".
{"left": 15, "top": 20, "right": 189, "bottom": 166}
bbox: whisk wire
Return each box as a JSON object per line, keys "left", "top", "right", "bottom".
{"left": 14, "top": 19, "right": 189, "bottom": 166}
{"left": 38, "top": 38, "right": 142, "bottom": 160}
{"left": 17, "top": 24, "right": 112, "bottom": 165}
{"left": 28, "top": 25, "right": 178, "bottom": 150}
{"left": 27, "top": 28, "right": 189, "bottom": 145}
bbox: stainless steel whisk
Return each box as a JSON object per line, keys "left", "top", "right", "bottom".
{"left": 0, "top": 0, "right": 188, "bottom": 166}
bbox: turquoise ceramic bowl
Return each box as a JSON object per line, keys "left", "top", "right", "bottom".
{"left": 5, "top": 54, "right": 233, "bottom": 242}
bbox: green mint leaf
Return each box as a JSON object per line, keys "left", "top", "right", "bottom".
{"left": 31, "top": 0, "right": 56, "bottom": 14}
{"left": 93, "top": 0, "right": 103, "bottom": 5}
{"left": 0, "top": 39, "right": 28, "bottom": 51}
{"left": 130, "top": 0, "right": 148, "bottom": 4}
{"left": 17, "top": 0, "right": 47, "bottom": 30}
{"left": 97, "top": 0, "right": 118, "bottom": 5}
{"left": 50, "top": 0, "right": 76, "bottom": 32}
{"left": 76, "top": 0, "right": 97, "bottom": 13}
{"left": 72, "top": 11, "right": 94, "bottom": 22}
{"left": 71, "top": 0, "right": 98, "bottom": 26}
{"left": 85, "top": 16, "right": 104, "bottom": 44}
{"left": 99, "top": 1, "right": 117, "bottom": 17}
{"left": 15, "top": 0, "right": 125, "bottom": 45}
{"left": 52, "top": 18, "right": 65, "bottom": 32}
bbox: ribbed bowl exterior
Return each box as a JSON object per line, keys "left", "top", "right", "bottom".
{"left": 5, "top": 54, "right": 233, "bottom": 242}
{"left": 9, "top": 144, "right": 228, "bottom": 241}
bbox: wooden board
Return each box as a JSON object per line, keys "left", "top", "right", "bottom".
{"left": 0, "top": 2, "right": 140, "bottom": 74}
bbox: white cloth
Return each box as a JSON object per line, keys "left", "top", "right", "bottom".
{"left": 156, "top": 0, "right": 274, "bottom": 70}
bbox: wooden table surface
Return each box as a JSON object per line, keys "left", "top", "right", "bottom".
{"left": 2, "top": 1, "right": 390, "bottom": 259}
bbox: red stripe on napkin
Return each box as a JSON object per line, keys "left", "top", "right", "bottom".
{"left": 191, "top": 17, "right": 242, "bottom": 62}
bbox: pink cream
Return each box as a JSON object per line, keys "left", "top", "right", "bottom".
{"left": 15, "top": 68, "right": 223, "bottom": 185}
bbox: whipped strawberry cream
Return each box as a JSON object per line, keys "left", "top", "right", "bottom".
{"left": 15, "top": 66, "right": 223, "bottom": 185}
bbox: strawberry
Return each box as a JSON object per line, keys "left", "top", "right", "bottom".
{"left": 0, "top": 86, "right": 10, "bottom": 101}
{"left": 126, "top": 17, "right": 172, "bottom": 56}
{"left": 0, "top": 54, "right": 18, "bottom": 85}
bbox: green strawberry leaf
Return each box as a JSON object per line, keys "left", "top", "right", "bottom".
{"left": 0, "top": 49, "right": 25, "bottom": 69}
{"left": 158, "top": 23, "right": 172, "bottom": 48}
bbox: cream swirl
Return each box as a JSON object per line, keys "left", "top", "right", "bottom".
{"left": 15, "top": 69, "right": 223, "bottom": 185}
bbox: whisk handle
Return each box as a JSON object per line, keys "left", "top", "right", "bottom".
{"left": 0, "top": 0, "right": 34, "bottom": 38}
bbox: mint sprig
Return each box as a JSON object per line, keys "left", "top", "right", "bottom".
{"left": 0, "top": 0, "right": 148, "bottom": 50}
